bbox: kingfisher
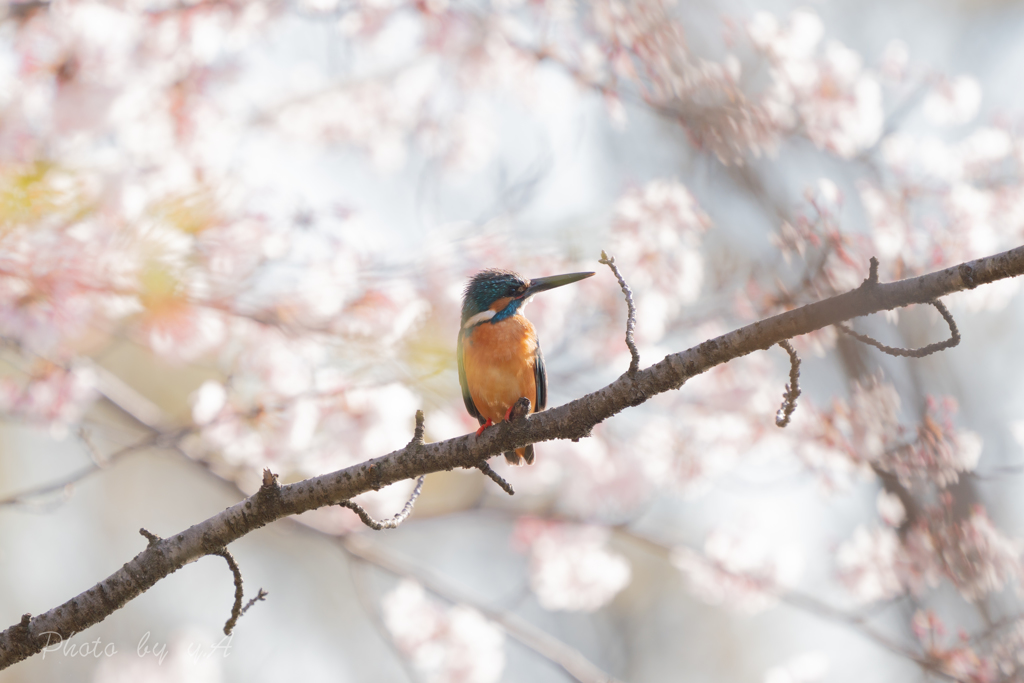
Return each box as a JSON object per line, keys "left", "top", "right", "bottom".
{"left": 458, "top": 268, "right": 594, "bottom": 465}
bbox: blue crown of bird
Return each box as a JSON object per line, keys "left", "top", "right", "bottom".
{"left": 458, "top": 268, "right": 594, "bottom": 466}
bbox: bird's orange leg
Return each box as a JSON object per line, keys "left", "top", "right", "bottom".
{"left": 475, "top": 418, "right": 493, "bottom": 436}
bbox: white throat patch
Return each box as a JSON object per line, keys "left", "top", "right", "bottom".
{"left": 463, "top": 309, "right": 496, "bottom": 329}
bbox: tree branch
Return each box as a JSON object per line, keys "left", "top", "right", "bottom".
{"left": 2, "top": 245, "right": 1023, "bottom": 670}
{"left": 476, "top": 461, "right": 515, "bottom": 495}
{"left": 210, "top": 548, "right": 246, "bottom": 635}
{"left": 774, "top": 340, "right": 801, "bottom": 427}
{"left": 837, "top": 298, "right": 960, "bottom": 358}
{"left": 599, "top": 250, "right": 640, "bottom": 376}
{"left": 338, "top": 476, "right": 426, "bottom": 530}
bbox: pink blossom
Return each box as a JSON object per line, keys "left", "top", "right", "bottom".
{"left": 876, "top": 490, "right": 906, "bottom": 528}
{"left": 928, "top": 506, "right": 1023, "bottom": 601}
{"left": 139, "top": 302, "right": 226, "bottom": 363}
{"left": 839, "top": 505, "right": 1023, "bottom": 603}
{"left": 802, "top": 374, "right": 902, "bottom": 469}
{"left": 991, "top": 620, "right": 1024, "bottom": 676}
{"left": 382, "top": 579, "right": 505, "bottom": 683}
{"left": 960, "top": 127, "right": 1014, "bottom": 169}
{"left": 836, "top": 525, "right": 911, "bottom": 602}
{"left": 769, "top": 186, "right": 876, "bottom": 295}
{"left": 923, "top": 75, "right": 982, "bottom": 127}
{"left": 798, "top": 378, "right": 982, "bottom": 488}
{"left": 672, "top": 527, "right": 803, "bottom": 614}
{"left": 879, "top": 40, "right": 909, "bottom": 82}
{"left": 513, "top": 518, "right": 631, "bottom": 612}
{"left": 875, "top": 397, "right": 982, "bottom": 488}
{"left": 858, "top": 182, "right": 910, "bottom": 262}
{"left": 0, "top": 362, "right": 96, "bottom": 435}
{"left": 752, "top": 10, "right": 883, "bottom": 158}
{"left": 588, "top": 1, "right": 781, "bottom": 161}
{"left": 516, "top": 435, "right": 651, "bottom": 519}
{"left": 912, "top": 610, "right": 998, "bottom": 682}
{"left": 609, "top": 179, "right": 710, "bottom": 341}
{"left": 0, "top": 171, "right": 138, "bottom": 355}
{"left": 274, "top": 71, "right": 436, "bottom": 172}
{"left": 190, "top": 380, "right": 227, "bottom": 425}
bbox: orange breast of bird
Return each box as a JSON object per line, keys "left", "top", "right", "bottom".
{"left": 462, "top": 313, "right": 539, "bottom": 424}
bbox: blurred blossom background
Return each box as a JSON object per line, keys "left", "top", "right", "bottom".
{"left": 2, "top": 0, "right": 1024, "bottom": 681}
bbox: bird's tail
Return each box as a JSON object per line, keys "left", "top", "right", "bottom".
{"left": 503, "top": 444, "right": 535, "bottom": 466}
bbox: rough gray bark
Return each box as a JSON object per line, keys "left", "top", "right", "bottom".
{"left": 1, "top": 244, "right": 1022, "bottom": 671}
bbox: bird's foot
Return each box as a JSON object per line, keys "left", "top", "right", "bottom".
{"left": 505, "top": 397, "right": 532, "bottom": 422}
{"left": 475, "top": 418, "right": 493, "bottom": 436}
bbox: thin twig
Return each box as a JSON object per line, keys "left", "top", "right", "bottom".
{"left": 863, "top": 256, "right": 880, "bottom": 286}
{"left": 339, "top": 476, "right": 426, "bottom": 530}
{"left": 0, "top": 433, "right": 161, "bottom": 509}
{"left": 338, "top": 411, "right": 429, "bottom": 529}
{"left": 239, "top": 589, "right": 268, "bottom": 617}
{"left": 775, "top": 340, "right": 802, "bottom": 427}
{"left": 599, "top": 251, "right": 640, "bottom": 376}
{"left": 210, "top": 548, "right": 245, "bottom": 635}
{"left": 139, "top": 528, "right": 161, "bottom": 546}
{"left": 409, "top": 410, "right": 425, "bottom": 447}
{"left": 837, "top": 299, "right": 960, "bottom": 358}
{"left": 476, "top": 461, "right": 515, "bottom": 496}
{"left": 970, "top": 464, "right": 1024, "bottom": 479}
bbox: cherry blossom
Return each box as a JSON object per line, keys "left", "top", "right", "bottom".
{"left": 923, "top": 76, "right": 982, "bottom": 127}
{"left": 382, "top": 579, "right": 505, "bottom": 683}
{"left": 876, "top": 489, "right": 906, "bottom": 528}
{"left": 0, "top": 361, "right": 96, "bottom": 436}
{"left": 190, "top": 379, "right": 227, "bottom": 426}
{"left": 838, "top": 505, "right": 1024, "bottom": 603}
{"left": 796, "top": 374, "right": 902, "bottom": 476}
{"left": 912, "top": 610, "right": 998, "bottom": 683}
{"left": 750, "top": 9, "right": 883, "bottom": 158}
{"left": 513, "top": 517, "right": 632, "bottom": 612}
{"left": 926, "top": 505, "right": 1023, "bottom": 601}
{"left": 836, "top": 524, "right": 907, "bottom": 602}
{"left": 608, "top": 178, "right": 710, "bottom": 342}
{"left": 586, "top": 0, "right": 780, "bottom": 161}
{"left": 991, "top": 620, "right": 1024, "bottom": 678}
{"left": 0, "top": 1, "right": 1022, "bottom": 681}
{"left": 794, "top": 376, "right": 983, "bottom": 489}
{"left": 875, "top": 396, "right": 982, "bottom": 488}
{"left": 672, "top": 526, "right": 803, "bottom": 614}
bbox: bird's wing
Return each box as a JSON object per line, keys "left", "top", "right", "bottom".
{"left": 457, "top": 329, "right": 484, "bottom": 424}
{"left": 533, "top": 342, "right": 547, "bottom": 412}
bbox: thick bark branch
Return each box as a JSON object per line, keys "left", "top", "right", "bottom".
{"left": 2, "top": 245, "right": 1023, "bottom": 670}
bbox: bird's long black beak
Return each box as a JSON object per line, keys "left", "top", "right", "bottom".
{"left": 523, "top": 271, "right": 595, "bottom": 297}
